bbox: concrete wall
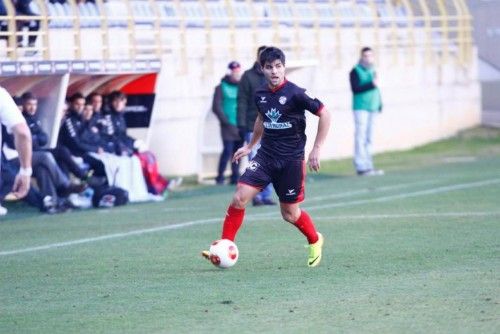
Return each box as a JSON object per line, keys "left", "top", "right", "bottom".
{"left": 149, "top": 41, "right": 481, "bottom": 177}
{"left": 468, "top": 0, "right": 500, "bottom": 126}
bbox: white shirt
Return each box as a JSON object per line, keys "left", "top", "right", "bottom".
{"left": 0, "top": 86, "right": 26, "bottom": 167}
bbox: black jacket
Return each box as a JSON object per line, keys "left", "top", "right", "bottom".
{"left": 58, "top": 109, "right": 101, "bottom": 156}
{"left": 23, "top": 112, "right": 48, "bottom": 150}
{"left": 212, "top": 75, "right": 241, "bottom": 141}
{"left": 349, "top": 68, "right": 376, "bottom": 94}
{"left": 80, "top": 114, "right": 115, "bottom": 154}
{"left": 237, "top": 62, "right": 266, "bottom": 132}
{"left": 101, "top": 108, "right": 135, "bottom": 156}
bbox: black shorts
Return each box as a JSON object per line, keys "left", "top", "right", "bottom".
{"left": 239, "top": 153, "right": 305, "bottom": 203}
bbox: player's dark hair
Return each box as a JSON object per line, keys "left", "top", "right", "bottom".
{"left": 259, "top": 47, "right": 286, "bottom": 67}
{"left": 69, "top": 92, "right": 85, "bottom": 103}
{"left": 361, "top": 46, "right": 372, "bottom": 54}
{"left": 87, "top": 92, "right": 102, "bottom": 103}
{"left": 108, "top": 90, "right": 126, "bottom": 102}
{"left": 20, "top": 91, "right": 36, "bottom": 103}
{"left": 257, "top": 45, "right": 267, "bottom": 57}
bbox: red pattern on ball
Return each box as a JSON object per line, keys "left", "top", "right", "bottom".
{"left": 210, "top": 255, "right": 221, "bottom": 265}
{"left": 228, "top": 245, "right": 238, "bottom": 260}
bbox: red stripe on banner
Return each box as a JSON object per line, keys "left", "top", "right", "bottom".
{"left": 121, "top": 73, "right": 158, "bottom": 95}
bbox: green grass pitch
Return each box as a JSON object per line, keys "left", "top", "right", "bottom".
{"left": 1, "top": 127, "right": 499, "bottom": 333}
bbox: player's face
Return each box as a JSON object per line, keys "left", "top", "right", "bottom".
{"left": 262, "top": 59, "right": 285, "bottom": 88}
{"left": 112, "top": 98, "right": 127, "bottom": 112}
{"left": 361, "top": 50, "right": 375, "bottom": 65}
{"left": 91, "top": 95, "right": 102, "bottom": 112}
{"left": 23, "top": 99, "right": 38, "bottom": 116}
{"left": 82, "top": 105, "right": 93, "bottom": 121}
{"left": 230, "top": 68, "right": 241, "bottom": 81}
{"left": 71, "top": 98, "right": 85, "bottom": 114}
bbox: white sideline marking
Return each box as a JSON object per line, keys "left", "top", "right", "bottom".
{"left": 304, "top": 178, "right": 500, "bottom": 211}
{"left": 310, "top": 212, "right": 500, "bottom": 221}
{"left": 1, "top": 177, "right": 499, "bottom": 257}
{"left": 307, "top": 180, "right": 438, "bottom": 202}
{"left": 0, "top": 218, "right": 219, "bottom": 257}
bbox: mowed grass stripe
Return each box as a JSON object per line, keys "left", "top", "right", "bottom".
{"left": 0, "top": 177, "right": 455, "bottom": 251}
{"left": 1, "top": 177, "right": 498, "bottom": 257}
{"left": 304, "top": 177, "right": 500, "bottom": 211}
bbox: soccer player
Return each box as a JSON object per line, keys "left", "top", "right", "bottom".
{"left": 0, "top": 86, "right": 32, "bottom": 216}
{"left": 202, "top": 47, "right": 331, "bottom": 267}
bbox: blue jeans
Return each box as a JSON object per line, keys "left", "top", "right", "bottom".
{"left": 353, "top": 110, "right": 377, "bottom": 172}
{"left": 216, "top": 139, "right": 243, "bottom": 184}
{"left": 245, "top": 132, "right": 273, "bottom": 201}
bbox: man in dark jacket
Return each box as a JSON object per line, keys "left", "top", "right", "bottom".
{"left": 59, "top": 92, "right": 107, "bottom": 177}
{"left": 101, "top": 91, "right": 181, "bottom": 193}
{"left": 212, "top": 61, "right": 244, "bottom": 185}
{"left": 102, "top": 91, "right": 136, "bottom": 156}
{"left": 20, "top": 92, "right": 89, "bottom": 180}
{"left": 237, "top": 46, "right": 276, "bottom": 206}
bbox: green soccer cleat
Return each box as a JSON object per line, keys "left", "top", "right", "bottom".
{"left": 307, "top": 233, "right": 324, "bottom": 267}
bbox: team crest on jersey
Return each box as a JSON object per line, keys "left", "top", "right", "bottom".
{"left": 247, "top": 160, "right": 260, "bottom": 171}
{"left": 259, "top": 96, "right": 267, "bottom": 103}
{"left": 264, "top": 108, "right": 292, "bottom": 130}
{"left": 279, "top": 96, "right": 287, "bottom": 105}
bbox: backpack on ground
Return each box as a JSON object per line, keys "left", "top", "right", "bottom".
{"left": 135, "top": 151, "right": 168, "bottom": 195}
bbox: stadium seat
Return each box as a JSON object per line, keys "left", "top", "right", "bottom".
{"left": 231, "top": 3, "right": 252, "bottom": 28}
{"left": 104, "top": 0, "right": 128, "bottom": 28}
{"left": 131, "top": 1, "right": 154, "bottom": 27}
{"left": 78, "top": 2, "right": 100, "bottom": 28}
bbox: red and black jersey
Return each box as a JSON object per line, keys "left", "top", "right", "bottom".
{"left": 254, "top": 80, "right": 324, "bottom": 160}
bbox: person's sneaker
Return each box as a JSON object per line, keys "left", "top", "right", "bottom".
{"left": 62, "top": 182, "right": 88, "bottom": 196}
{"left": 0, "top": 205, "right": 7, "bottom": 216}
{"left": 262, "top": 198, "right": 277, "bottom": 205}
{"left": 68, "top": 193, "right": 92, "bottom": 209}
{"left": 252, "top": 198, "right": 264, "bottom": 206}
{"left": 42, "top": 196, "right": 59, "bottom": 214}
{"left": 167, "top": 177, "right": 183, "bottom": 191}
{"left": 357, "top": 169, "right": 385, "bottom": 176}
{"left": 307, "top": 233, "right": 324, "bottom": 267}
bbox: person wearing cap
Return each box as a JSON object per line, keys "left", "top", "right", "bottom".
{"left": 212, "top": 61, "right": 244, "bottom": 185}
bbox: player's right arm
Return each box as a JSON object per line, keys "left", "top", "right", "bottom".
{"left": 11, "top": 122, "right": 32, "bottom": 199}
{"left": 232, "top": 114, "right": 263, "bottom": 163}
{"left": 0, "top": 87, "right": 32, "bottom": 199}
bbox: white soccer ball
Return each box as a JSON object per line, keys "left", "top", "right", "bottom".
{"left": 209, "top": 239, "right": 239, "bottom": 268}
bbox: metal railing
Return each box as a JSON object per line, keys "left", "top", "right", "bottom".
{"left": 0, "top": 0, "right": 473, "bottom": 67}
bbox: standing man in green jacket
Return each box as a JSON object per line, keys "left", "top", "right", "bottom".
{"left": 237, "top": 46, "right": 276, "bottom": 206}
{"left": 349, "top": 47, "right": 384, "bottom": 176}
{"left": 212, "top": 61, "right": 244, "bottom": 185}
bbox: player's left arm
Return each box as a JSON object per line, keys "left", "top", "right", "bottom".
{"left": 308, "top": 107, "right": 331, "bottom": 172}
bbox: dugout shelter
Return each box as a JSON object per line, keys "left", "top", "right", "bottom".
{"left": 0, "top": 59, "right": 160, "bottom": 148}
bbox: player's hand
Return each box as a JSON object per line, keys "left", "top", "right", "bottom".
{"left": 308, "top": 147, "right": 321, "bottom": 172}
{"left": 232, "top": 145, "right": 251, "bottom": 163}
{"left": 11, "top": 174, "right": 31, "bottom": 199}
